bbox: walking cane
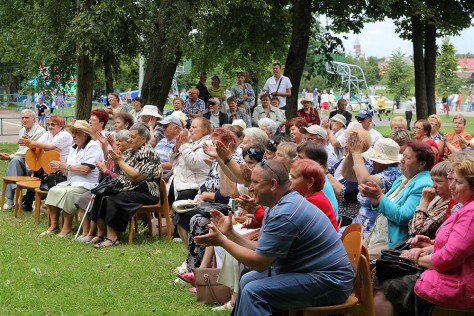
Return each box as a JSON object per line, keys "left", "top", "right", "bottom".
{"left": 74, "top": 194, "right": 96, "bottom": 240}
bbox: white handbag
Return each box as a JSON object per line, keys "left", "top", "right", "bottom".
{"left": 172, "top": 199, "right": 197, "bottom": 213}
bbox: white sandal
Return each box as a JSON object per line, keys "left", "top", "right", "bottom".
{"left": 211, "top": 301, "right": 233, "bottom": 311}
{"left": 175, "top": 261, "right": 188, "bottom": 274}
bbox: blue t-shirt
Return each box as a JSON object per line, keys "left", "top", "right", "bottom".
{"left": 256, "top": 191, "right": 353, "bottom": 282}
{"left": 323, "top": 175, "right": 339, "bottom": 220}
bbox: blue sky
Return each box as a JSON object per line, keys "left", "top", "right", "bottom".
{"left": 336, "top": 19, "right": 474, "bottom": 58}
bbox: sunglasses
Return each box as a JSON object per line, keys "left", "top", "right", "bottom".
{"left": 244, "top": 147, "right": 264, "bottom": 161}
{"left": 260, "top": 159, "right": 281, "bottom": 184}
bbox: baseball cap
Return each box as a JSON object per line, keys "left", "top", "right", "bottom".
{"left": 299, "top": 125, "right": 328, "bottom": 141}
{"left": 355, "top": 109, "right": 372, "bottom": 120}
{"left": 158, "top": 115, "right": 183, "bottom": 127}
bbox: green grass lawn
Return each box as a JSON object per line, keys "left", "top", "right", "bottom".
{"left": 0, "top": 144, "right": 218, "bottom": 315}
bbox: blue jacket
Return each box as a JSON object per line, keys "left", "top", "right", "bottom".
{"left": 373, "top": 170, "right": 432, "bottom": 247}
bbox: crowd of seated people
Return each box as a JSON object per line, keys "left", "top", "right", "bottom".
{"left": 3, "top": 83, "right": 474, "bottom": 315}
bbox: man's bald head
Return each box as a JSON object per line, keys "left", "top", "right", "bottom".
{"left": 250, "top": 160, "right": 291, "bottom": 207}
{"left": 257, "top": 159, "right": 289, "bottom": 184}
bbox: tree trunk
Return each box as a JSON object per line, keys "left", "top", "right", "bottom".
{"left": 424, "top": 23, "right": 437, "bottom": 116}
{"left": 76, "top": 51, "right": 94, "bottom": 120}
{"left": 4, "top": 75, "right": 20, "bottom": 102}
{"left": 283, "top": 0, "right": 313, "bottom": 121}
{"left": 103, "top": 49, "right": 114, "bottom": 94}
{"left": 75, "top": 0, "right": 95, "bottom": 120}
{"left": 141, "top": 0, "right": 187, "bottom": 113}
{"left": 411, "top": 15, "right": 428, "bottom": 119}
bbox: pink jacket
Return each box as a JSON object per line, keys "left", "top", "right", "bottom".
{"left": 414, "top": 199, "right": 474, "bottom": 308}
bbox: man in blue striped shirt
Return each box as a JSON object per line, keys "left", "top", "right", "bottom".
{"left": 195, "top": 160, "right": 354, "bottom": 315}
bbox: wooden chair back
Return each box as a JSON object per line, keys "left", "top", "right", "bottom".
{"left": 25, "top": 148, "right": 44, "bottom": 172}
{"left": 128, "top": 179, "right": 171, "bottom": 244}
{"left": 342, "top": 231, "right": 363, "bottom": 272}
{"left": 341, "top": 222, "right": 363, "bottom": 241}
{"left": 41, "top": 150, "right": 60, "bottom": 174}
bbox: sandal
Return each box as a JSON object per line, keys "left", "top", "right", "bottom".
{"left": 86, "top": 235, "right": 104, "bottom": 245}
{"left": 211, "top": 301, "right": 234, "bottom": 311}
{"left": 94, "top": 237, "right": 120, "bottom": 249}
{"left": 177, "top": 272, "right": 196, "bottom": 287}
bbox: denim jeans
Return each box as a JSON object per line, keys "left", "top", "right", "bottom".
{"left": 233, "top": 268, "right": 353, "bottom": 316}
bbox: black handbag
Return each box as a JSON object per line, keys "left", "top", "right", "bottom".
{"left": 195, "top": 203, "right": 231, "bottom": 219}
{"left": 90, "top": 176, "right": 123, "bottom": 197}
{"left": 376, "top": 249, "right": 425, "bottom": 282}
{"left": 40, "top": 171, "right": 67, "bottom": 191}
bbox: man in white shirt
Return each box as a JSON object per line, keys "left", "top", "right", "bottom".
{"left": 355, "top": 109, "right": 383, "bottom": 147}
{"left": 0, "top": 109, "right": 46, "bottom": 209}
{"left": 263, "top": 63, "right": 292, "bottom": 110}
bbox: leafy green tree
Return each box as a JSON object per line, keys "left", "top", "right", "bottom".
{"left": 385, "top": 51, "right": 414, "bottom": 98}
{"left": 365, "top": 0, "right": 474, "bottom": 118}
{"left": 437, "top": 37, "right": 462, "bottom": 96}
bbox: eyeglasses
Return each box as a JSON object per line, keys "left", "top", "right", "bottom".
{"left": 47, "top": 123, "right": 57, "bottom": 127}
{"left": 266, "top": 139, "right": 279, "bottom": 151}
{"left": 260, "top": 159, "right": 281, "bottom": 184}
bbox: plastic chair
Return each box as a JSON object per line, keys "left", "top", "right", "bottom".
{"left": 128, "top": 179, "right": 171, "bottom": 244}
{"left": 1, "top": 148, "right": 41, "bottom": 211}
{"left": 14, "top": 150, "right": 60, "bottom": 217}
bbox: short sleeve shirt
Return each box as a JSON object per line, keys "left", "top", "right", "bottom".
{"left": 58, "top": 140, "right": 104, "bottom": 189}
{"left": 37, "top": 129, "right": 73, "bottom": 161}
{"left": 36, "top": 103, "right": 48, "bottom": 116}
{"left": 369, "top": 128, "right": 384, "bottom": 147}
{"left": 183, "top": 99, "right": 206, "bottom": 116}
{"left": 263, "top": 76, "right": 292, "bottom": 108}
{"left": 256, "top": 191, "right": 352, "bottom": 277}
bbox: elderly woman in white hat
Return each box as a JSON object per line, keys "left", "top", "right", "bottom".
{"left": 41, "top": 120, "right": 104, "bottom": 237}
{"left": 297, "top": 93, "right": 320, "bottom": 125}
{"left": 322, "top": 114, "right": 347, "bottom": 161}
{"left": 137, "top": 105, "right": 163, "bottom": 148}
{"left": 342, "top": 136, "right": 403, "bottom": 242}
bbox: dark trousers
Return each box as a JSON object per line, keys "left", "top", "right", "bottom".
{"left": 405, "top": 111, "right": 413, "bottom": 131}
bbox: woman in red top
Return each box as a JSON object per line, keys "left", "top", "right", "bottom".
{"left": 290, "top": 159, "right": 338, "bottom": 231}
{"left": 297, "top": 94, "right": 320, "bottom": 125}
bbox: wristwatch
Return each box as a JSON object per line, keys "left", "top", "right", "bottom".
{"left": 67, "top": 164, "right": 71, "bottom": 172}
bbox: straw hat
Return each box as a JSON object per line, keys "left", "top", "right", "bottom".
{"left": 330, "top": 114, "right": 347, "bottom": 128}
{"left": 65, "top": 120, "right": 96, "bottom": 139}
{"left": 362, "top": 138, "right": 402, "bottom": 164}
{"left": 137, "top": 105, "right": 162, "bottom": 118}
{"left": 300, "top": 93, "right": 314, "bottom": 105}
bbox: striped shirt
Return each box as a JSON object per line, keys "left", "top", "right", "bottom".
{"left": 256, "top": 191, "right": 352, "bottom": 276}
